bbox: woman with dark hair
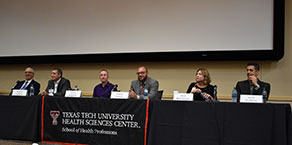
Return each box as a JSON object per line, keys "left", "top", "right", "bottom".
{"left": 186, "top": 68, "right": 216, "bottom": 101}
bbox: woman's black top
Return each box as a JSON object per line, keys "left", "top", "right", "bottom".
{"left": 186, "top": 82, "right": 215, "bottom": 101}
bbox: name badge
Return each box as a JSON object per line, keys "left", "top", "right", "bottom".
{"left": 111, "top": 92, "right": 129, "bottom": 99}
{"left": 65, "top": 90, "right": 82, "bottom": 98}
{"left": 240, "top": 94, "right": 263, "bottom": 103}
{"left": 12, "top": 89, "right": 28, "bottom": 96}
{"left": 173, "top": 93, "right": 193, "bottom": 101}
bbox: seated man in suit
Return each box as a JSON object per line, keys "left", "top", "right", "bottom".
{"left": 40, "top": 68, "right": 71, "bottom": 97}
{"left": 10, "top": 67, "right": 40, "bottom": 96}
{"left": 129, "top": 66, "right": 159, "bottom": 99}
{"left": 236, "top": 63, "right": 271, "bottom": 102}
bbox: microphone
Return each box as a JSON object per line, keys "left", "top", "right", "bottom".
{"left": 112, "top": 84, "right": 118, "bottom": 91}
{"left": 11, "top": 80, "right": 20, "bottom": 90}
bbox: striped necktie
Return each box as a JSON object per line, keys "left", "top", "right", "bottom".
{"left": 21, "top": 81, "right": 28, "bottom": 90}
{"left": 140, "top": 83, "right": 144, "bottom": 95}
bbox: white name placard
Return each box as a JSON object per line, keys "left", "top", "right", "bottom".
{"left": 240, "top": 94, "right": 263, "bottom": 103}
{"left": 65, "top": 90, "right": 82, "bottom": 98}
{"left": 11, "top": 89, "right": 28, "bottom": 96}
{"left": 111, "top": 91, "right": 129, "bottom": 99}
{"left": 173, "top": 93, "right": 193, "bottom": 101}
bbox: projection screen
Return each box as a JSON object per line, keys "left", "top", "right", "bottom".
{"left": 0, "top": 0, "right": 284, "bottom": 63}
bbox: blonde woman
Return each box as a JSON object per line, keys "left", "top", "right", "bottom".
{"left": 186, "top": 68, "right": 216, "bottom": 101}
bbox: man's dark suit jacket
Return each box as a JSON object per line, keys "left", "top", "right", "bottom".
{"left": 45, "top": 77, "right": 71, "bottom": 97}
{"left": 10, "top": 80, "right": 40, "bottom": 96}
{"left": 236, "top": 79, "right": 271, "bottom": 102}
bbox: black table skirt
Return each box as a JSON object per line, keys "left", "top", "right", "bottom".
{"left": 148, "top": 101, "right": 292, "bottom": 145}
{"left": 0, "top": 96, "right": 291, "bottom": 145}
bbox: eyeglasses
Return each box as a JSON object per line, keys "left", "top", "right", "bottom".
{"left": 136, "top": 72, "right": 146, "bottom": 75}
{"left": 247, "top": 69, "right": 255, "bottom": 72}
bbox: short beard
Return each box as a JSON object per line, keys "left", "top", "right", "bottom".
{"left": 139, "top": 77, "right": 147, "bottom": 83}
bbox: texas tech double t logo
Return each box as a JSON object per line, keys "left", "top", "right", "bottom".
{"left": 50, "top": 111, "right": 60, "bottom": 125}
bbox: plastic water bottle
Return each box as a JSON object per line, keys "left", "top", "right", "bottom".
{"left": 143, "top": 89, "right": 149, "bottom": 99}
{"left": 262, "top": 88, "right": 267, "bottom": 103}
{"left": 232, "top": 87, "right": 237, "bottom": 102}
{"left": 29, "top": 85, "right": 35, "bottom": 96}
{"left": 200, "top": 92, "right": 209, "bottom": 101}
{"left": 48, "top": 88, "right": 54, "bottom": 96}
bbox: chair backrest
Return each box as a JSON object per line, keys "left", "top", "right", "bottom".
{"left": 213, "top": 85, "right": 218, "bottom": 101}
{"left": 156, "top": 90, "right": 164, "bottom": 100}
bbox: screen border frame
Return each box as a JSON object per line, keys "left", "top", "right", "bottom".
{"left": 0, "top": 0, "right": 284, "bottom": 64}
